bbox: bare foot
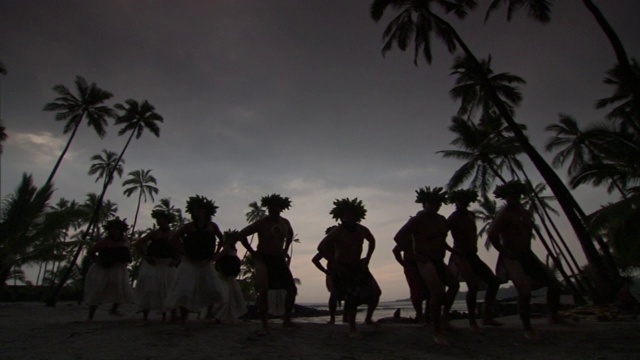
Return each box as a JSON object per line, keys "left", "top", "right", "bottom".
{"left": 482, "top": 318, "right": 504, "bottom": 327}
{"left": 433, "top": 335, "right": 450, "bottom": 346}
{"left": 524, "top": 329, "right": 541, "bottom": 341}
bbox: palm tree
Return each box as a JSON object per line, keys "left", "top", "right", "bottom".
{"left": 0, "top": 174, "right": 54, "bottom": 286}
{"left": 545, "top": 115, "right": 627, "bottom": 197}
{"left": 79, "top": 193, "right": 118, "bottom": 240}
{"left": 580, "top": 0, "right": 640, "bottom": 135}
{"left": 42, "top": 76, "right": 115, "bottom": 187}
{"left": 438, "top": 116, "right": 511, "bottom": 195}
{"left": 122, "top": 169, "right": 159, "bottom": 236}
{"left": 47, "top": 99, "right": 162, "bottom": 306}
{"left": 596, "top": 60, "right": 640, "bottom": 135}
{"left": 370, "top": 0, "right": 615, "bottom": 302}
{"left": 154, "top": 197, "right": 184, "bottom": 229}
{"left": 88, "top": 149, "right": 125, "bottom": 188}
{"left": 449, "top": 54, "right": 526, "bottom": 120}
{"left": 245, "top": 201, "right": 266, "bottom": 223}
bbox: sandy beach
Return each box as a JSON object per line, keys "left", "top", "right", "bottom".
{"left": 0, "top": 302, "right": 638, "bottom": 360}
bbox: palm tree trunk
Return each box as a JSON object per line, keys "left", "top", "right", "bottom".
{"left": 35, "top": 262, "right": 44, "bottom": 286}
{"left": 582, "top": 0, "right": 640, "bottom": 136}
{"left": 44, "top": 118, "right": 83, "bottom": 187}
{"left": 433, "top": 14, "right": 617, "bottom": 303}
{"left": 45, "top": 131, "right": 136, "bottom": 306}
{"left": 130, "top": 191, "right": 142, "bottom": 237}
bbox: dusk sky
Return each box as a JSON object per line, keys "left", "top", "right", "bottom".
{"left": 1, "top": 1, "right": 639, "bottom": 303}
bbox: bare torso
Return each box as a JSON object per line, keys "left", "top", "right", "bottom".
{"left": 489, "top": 204, "right": 533, "bottom": 258}
{"left": 405, "top": 212, "right": 449, "bottom": 261}
{"left": 319, "top": 224, "right": 372, "bottom": 264}
{"left": 243, "top": 215, "right": 293, "bottom": 256}
{"left": 447, "top": 210, "right": 478, "bottom": 254}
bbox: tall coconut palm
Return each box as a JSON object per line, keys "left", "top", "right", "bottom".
{"left": 122, "top": 169, "right": 158, "bottom": 236}
{"left": 47, "top": 99, "right": 162, "bottom": 306}
{"left": 437, "top": 116, "right": 513, "bottom": 194}
{"left": 88, "top": 149, "right": 125, "bottom": 188}
{"left": 580, "top": 0, "right": 640, "bottom": 134}
{"left": 449, "top": 54, "right": 526, "bottom": 120}
{"left": 79, "top": 193, "right": 118, "bottom": 241}
{"left": 595, "top": 60, "right": 640, "bottom": 135}
{"left": 545, "top": 115, "right": 627, "bottom": 196}
{"left": 42, "top": 76, "right": 115, "bottom": 188}
{"left": 370, "top": 0, "right": 615, "bottom": 301}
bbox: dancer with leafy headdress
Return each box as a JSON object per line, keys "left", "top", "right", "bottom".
{"left": 311, "top": 225, "right": 339, "bottom": 324}
{"left": 488, "top": 181, "right": 561, "bottom": 340}
{"left": 446, "top": 189, "right": 502, "bottom": 331}
{"left": 318, "top": 198, "right": 381, "bottom": 337}
{"left": 238, "top": 193, "right": 297, "bottom": 334}
{"left": 393, "top": 216, "right": 431, "bottom": 325}
{"left": 165, "top": 195, "right": 227, "bottom": 327}
{"left": 133, "top": 209, "right": 177, "bottom": 322}
{"left": 84, "top": 217, "right": 134, "bottom": 321}
{"left": 394, "top": 187, "right": 459, "bottom": 345}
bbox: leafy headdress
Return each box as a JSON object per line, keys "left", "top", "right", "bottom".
{"left": 330, "top": 197, "right": 367, "bottom": 223}
{"left": 493, "top": 180, "right": 529, "bottom": 199}
{"left": 185, "top": 195, "right": 218, "bottom": 216}
{"left": 415, "top": 186, "right": 448, "bottom": 205}
{"left": 151, "top": 208, "right": 175, "bottom": 223}
{"left": 102, "top": 217, "right": 129, "bottom": 232}
{"left": 260, "top": 193, "right": 292, "bottom": 211}
{"left": 447, "top": 188, "right": 479, "bottom": 204}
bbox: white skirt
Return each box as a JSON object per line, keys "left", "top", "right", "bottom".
{"left": 210, "top": 276, "right": 247, "bottom": 322}
{"left": 135, "top": 258, "right": 176, "bottom": 311}
{"left": 164, "top": 259, "right": 228, "bottom": 313}
{"left": 84, "top": 263, "right": 134, "bottom": 306}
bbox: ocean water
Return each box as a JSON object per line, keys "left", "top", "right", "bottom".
{"left": 297, "top": 299, "right": 467, "bottom": 324}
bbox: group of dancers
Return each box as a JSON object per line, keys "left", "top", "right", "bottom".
{"left": 84, "top": 181, "right": 562, "bottom": 343}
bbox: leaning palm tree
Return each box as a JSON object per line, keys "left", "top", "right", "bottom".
{"left": 370, "top": 0, "right": 615, "bottom": 302}
{"left": 545, "top": 115, "right": 627, "bottom": 197}
{"left": 46, "top": 99, "right": 163, "bottom": 306}
{"left": 42, "top": 76, "right": 115, "bottom": 187}
{"left": 449, "top": 54, "right": 526, "bottom": 121}
{"left": 122, "top": 169, "right": 159, "bottom": 236}
{"left": 88, "top": 149, "right": 125, "bottom": 188}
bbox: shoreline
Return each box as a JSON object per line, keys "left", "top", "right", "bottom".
{"left": 1, "top": 301, "right": 638, "bottom": 359}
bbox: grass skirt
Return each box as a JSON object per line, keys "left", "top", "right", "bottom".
{"left": 209, "top": 276, "right": 247, "bottom": 322}
{"left": 135, "top": 258, "right": 176, "bottom": 312}
{"left": 164, "top": 259, "right": 228, "bottom": 313}
{"left": 84, "top": 263, "right": 134, "bottom": 306}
